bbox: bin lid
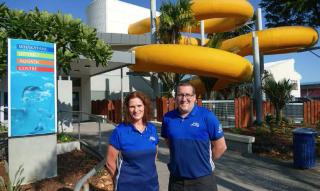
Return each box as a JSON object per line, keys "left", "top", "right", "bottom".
{"left": 293, "top": 128, "right": 317, "bottom": 135}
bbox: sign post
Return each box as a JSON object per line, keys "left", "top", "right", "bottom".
{"left": 8, "top": 38, "right": 57, "bottom": 184}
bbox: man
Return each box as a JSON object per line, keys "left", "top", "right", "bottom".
{"left": 161, "top": 82, "right": 227, "bottom": 191}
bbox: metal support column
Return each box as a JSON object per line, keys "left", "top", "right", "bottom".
{"left": 200, "top": 20, "right": 205, "bottom": 46}
{"left": 256, "top": 8, "right": 265, "bottom": 100}
{"left": 252, "top": 32, "right": 263, "bottom": 124}
{"left": 150, "top": 0, "right": 159, "bottom": 119}
{"left": 120, "top": 68, "right": 124, "bottom": 120}
{"left": 256, "top": 8, "right": 265, "bottom": 76}
{"left": 150, "top": 0, "right": 157, "bottom": 44}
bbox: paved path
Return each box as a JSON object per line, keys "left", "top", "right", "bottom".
{"left": 72, "top": 122, "right": 320, "bottom": 191}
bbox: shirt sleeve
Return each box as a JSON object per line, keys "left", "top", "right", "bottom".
{"left": 206, "top": 113, "right": 224, "bottom": 140}
{"left": 109, "top": 127, "right": 121, "bottom": 150}
{"left": 154, "top": 125, "right": 160, "bottom": 145}
{"left": 161, "top": 116, "right": 168, "bottom": 138}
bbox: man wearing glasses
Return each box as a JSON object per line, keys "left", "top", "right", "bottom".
{"left": 161, "top": 82, "right": 227, "bottom": 191}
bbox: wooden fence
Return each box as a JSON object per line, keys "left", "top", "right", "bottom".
{"left": 234, "top": 97, "right": 320, "bottom": 127}
{"left": 304, "top": 100, "right": 320, "bottom": 125}
{"left": 155, "top": 97, "right": 202, "bottom": 121}
{"left": 91, "top": 97, "right": 320, "bottom": 127}
{"left": 91, "top": 99, "right": 122, "bottom": 123}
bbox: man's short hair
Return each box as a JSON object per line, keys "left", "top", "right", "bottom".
{"left": 175, "top": 82, "right": 196, "bottom": 95}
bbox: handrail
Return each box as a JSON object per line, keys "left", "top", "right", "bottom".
{"left": 74, "top": 159, "right": 106, "bottom": 191}
{"left": 59, "top": 110, "right": 112, "bottom": 123}
{"left": 58, "top": 110, "right": 114, "bottom": 153}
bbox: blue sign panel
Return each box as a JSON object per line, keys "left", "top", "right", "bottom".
{"left": 8, "top": 39, "right": 57, "bottom": 137}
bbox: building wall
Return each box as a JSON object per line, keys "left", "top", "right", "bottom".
{"left": 265, "top": 59, "right": 302, "bottom": 98}
{"left": 87, "top": 0, "right": 107, "bottom": 32}
{"left": 81, "top": 76, "right": 91, "bottom": 120}
{"left": 301, "top": 84, "right": 320, "bottom": 98}
{"left": 57, "top": 79, "right": 73, "bottom": 131}
{"left": 91, "top": 67, "right": 154, "bottom": 100}
{"left": 87, "top": 0, "right": 157, "bottom": 34}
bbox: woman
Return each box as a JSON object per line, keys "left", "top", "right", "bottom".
{"left": 106, "top": 91, "right": 159, "bottom": 191}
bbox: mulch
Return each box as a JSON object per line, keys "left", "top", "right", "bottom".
{"left": 0, "top": 150, "right": 113, "bottom": 191}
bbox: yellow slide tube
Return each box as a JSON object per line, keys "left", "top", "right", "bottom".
{"left": 131, "top": 44, "right": 253, "bottom": 82}
{"left": 220, "top": 26, "right": 319, "bottom": 56}
{"left": 128, "top": 0, "right": 254, "bottom": 34}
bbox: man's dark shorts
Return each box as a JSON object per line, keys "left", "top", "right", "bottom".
{"left": 168, "top": 173, "right": 218, "bottom": 191}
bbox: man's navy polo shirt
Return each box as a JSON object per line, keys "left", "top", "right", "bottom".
{"left": 109, "top": 122, "right": 159, "bottom": 191}
{"left": 161, "top": 105, "right": 223, "bottom": 179}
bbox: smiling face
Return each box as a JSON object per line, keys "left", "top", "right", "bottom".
{"left": 128, "top": 97, "right": 145, "bottom": 123}
{"left": 175, "top": 85, "right": 196, "bottom": 116}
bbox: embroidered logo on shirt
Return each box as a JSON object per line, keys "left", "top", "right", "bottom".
{"left": 149, "top": 136, "right": 156, "bottom": 141}
{"left": 190, "top": 122, "right": 200, "bottom": 127}
{"left": 218, "top": 124, "right": 223, "bottom": 133}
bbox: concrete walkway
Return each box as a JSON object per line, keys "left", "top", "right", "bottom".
{"left": 72, "top": 122, "right": 320, "bottom": 191}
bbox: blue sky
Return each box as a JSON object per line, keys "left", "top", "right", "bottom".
{"left": 2, "top": 0, "right": 319, "bottom": 83}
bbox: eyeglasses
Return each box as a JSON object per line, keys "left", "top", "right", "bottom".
{"left": 176, "top": 93, "right": 194, "bottom": 99}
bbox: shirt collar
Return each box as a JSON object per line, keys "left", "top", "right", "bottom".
{"left": 174, "top": 105, "right": 199, "bottom": 118}
{"left": 130, "top": 123, "right": 148, "bottom": 134}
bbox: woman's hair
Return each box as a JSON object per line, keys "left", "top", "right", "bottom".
{"left": 123, "top": 91, "right": 151, "bottom": 125}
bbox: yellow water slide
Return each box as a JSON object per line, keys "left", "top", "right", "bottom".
{"left": 128, "top": 0, "right": 319, "bottom": 90}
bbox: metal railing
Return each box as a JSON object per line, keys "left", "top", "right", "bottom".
{"left": 202, "top": 100, "right": 235, "bottom": 128}
{"left": 0, "top": 109, "right": 8, "bottom": 161}
{"left": 58, "top": 110, "right": 113, "bottom": 153}
{"left": 59, "top": 110, "right": 113, "bottom": 190}
{"left": 202, "top": 100, "right": 305, "bottom": 127}
{"left": 283, "top": 103, "right": 304, "bottom": 124}
{"left": 74, "top": 159, "right": 106, "bottom": 191}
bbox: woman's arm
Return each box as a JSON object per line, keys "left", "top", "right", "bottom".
{"left": 105, "top": 144, "right": 119, "bottom": 179}
{"left": 155, "top": 145, "right": 158, "bottom": 161}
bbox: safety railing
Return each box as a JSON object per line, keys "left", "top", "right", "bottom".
{"left": 58, "top": 110, "right": 113, "bottom": 153}
{"left": 0, "top": 109, "right": 8, "bottom": 161}
{"left": 283, "top": 102, "right": 304, "bottom": 124}
{"left": 202, "top": 100, "right": 235, "bottom": 128}
{"left": 74, "top": 159, "right": 106, "bottom": 191}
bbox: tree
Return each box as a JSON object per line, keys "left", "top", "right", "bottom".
{"left": 158, "top": 0, "right": 197, "bottom": 97}
{"left": 263, "top": 75, "right": 294, "bottom": 125}
{"left": 0, "top": 3, "right": 112, "bottom": 76}
{"left": 260, "top": 0, "right": 320, "bottom": 28}
{"left": 158, "top": 0, "right": 197, "bottom": 44}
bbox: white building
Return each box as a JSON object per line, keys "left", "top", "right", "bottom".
{"left": 87, "top": 0, "right": 158, "bottom": 34}
{"left": 87, "top": 0, "right": 160, "bottom": 101}
{"left": 264, "top": 59, "right": 302, "bottom": 98}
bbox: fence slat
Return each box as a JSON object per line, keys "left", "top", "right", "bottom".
{"left": 234, "top": 98, "right": 239, "bottom": 128}
{"left": 244, "top": 97, "right": 250, "bottom": 128}
{"left": 304, "top": 102, "right": 308, "bottom": 124}
{"left": 311, "top": 100, "right": 315, "bottom": 124}
{"left": 317, "top": 101, "right": 320, "bottom": 123}
{"left": 240, "top": 97, "right": 245, "bottom": 128}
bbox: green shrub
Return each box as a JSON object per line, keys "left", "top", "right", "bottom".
{"left": 255, "top": 126, "right": 270, "bottom": 136}
{"left": 0, "top": 165, "right": 24, "bottom": 191}
{"left": 316, "top": 120, "right": 320, "bottom": 131}
{"left": 0, "top": 123, "right": 7, "bottom": 133}
{"left": 265, "top": 113, "right": 276, "bottom": 127}
{"left": 229, "top": 128, "right": 244, "bottom": 134}
{"left": 57, "top": 133, "right": 76, "bottom": 143}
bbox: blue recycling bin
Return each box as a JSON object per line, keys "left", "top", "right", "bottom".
{"left": 292, "top": 128, "right": 317, "bottom": 169}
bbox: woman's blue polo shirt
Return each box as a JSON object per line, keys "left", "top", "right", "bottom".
{"left": 109, "top": 122, "right": 159, "bottom": 191}
{"left": 161, "top": 105, "right": 224, "bottom": 179}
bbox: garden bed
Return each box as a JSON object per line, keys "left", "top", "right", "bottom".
{"left": 225, "top": 125, "right": 320, "bottom": 161}
{"left": 0, "top": 150, "right": 113, "bottom": 191}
